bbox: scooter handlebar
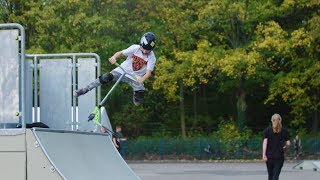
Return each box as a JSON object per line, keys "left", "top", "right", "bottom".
{"left": 113, "top": 61, "right": 138, "bottom": 81}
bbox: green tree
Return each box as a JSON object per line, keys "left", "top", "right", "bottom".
{"left": 2, "top": 0, "right": 319, "bottom": 137}
{"left": 253, "top": 1, "right": 320, "bottom": 133}
{"left": 150, "top": 0, "right": 207, "bottom": 138}
{"left": 196, "top": 0, "right": 279, "bottom": 130}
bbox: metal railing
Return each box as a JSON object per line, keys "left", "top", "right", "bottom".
{"left": 25, "top": 53, "right": 101, "bottom": 130}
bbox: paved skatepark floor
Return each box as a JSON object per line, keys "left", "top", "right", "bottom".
{"left": 129, "top": 162, "right": 319, "bottom": 180}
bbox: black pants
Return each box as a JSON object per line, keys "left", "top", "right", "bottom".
{"left": 117, "top": 146, "right": 122, "bottom": 157}
{"left": 266, "top": 159, "right": 284, "bottom": 180}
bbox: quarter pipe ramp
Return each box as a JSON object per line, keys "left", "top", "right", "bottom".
{"left": 0, "top": 128, "right": 140, "bottom": 180}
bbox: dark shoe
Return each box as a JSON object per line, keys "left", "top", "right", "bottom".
{"left": 73, "top": 88, "right": 89, "bottom": 97}
{"left": 133, "top": 90, "right": 145, "bottom": 106}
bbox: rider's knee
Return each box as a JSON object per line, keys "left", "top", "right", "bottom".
{"left": 99, "top": 73, "right": 114, "bottom": 85}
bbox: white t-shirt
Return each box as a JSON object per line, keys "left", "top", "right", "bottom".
{"left": 113, "top": 45, "right": 156, "bottom": 78}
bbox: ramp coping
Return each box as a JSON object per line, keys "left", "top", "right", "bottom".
{"left": 0, "top": 128, "right": 25, "bottom": 136}
{"left": 32, "top": 128, "right": 110, "bottom": 136}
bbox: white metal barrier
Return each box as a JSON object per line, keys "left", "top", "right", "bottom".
{"left": 1, "top": 23, "right": 102, "bottom": 131}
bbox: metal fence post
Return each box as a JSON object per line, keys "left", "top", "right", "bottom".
{"left": 198, "top": 140, "right": 202, "bottom": 159}
{"left": 314, "top": 138, "right": 318, "bottom": 160}
{"left": 237, "top": 140, "right": 241, "bottom": 158}
{"left": 159, "top": 139, "right": 163, "bottom": 160}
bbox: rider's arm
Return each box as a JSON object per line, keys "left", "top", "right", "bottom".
{"left": 137, "top": 70, "right": 152, "bottom": 84}
{"left": 112, "top": 137, "right": 119, "bottom": 148}
{"left": 109, "top": 51, "right": 123, "bottom": 64}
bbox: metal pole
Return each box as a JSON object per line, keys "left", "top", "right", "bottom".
{"left": 96, "top": 54, "right": 101, "bottom": 103}
{"left": 18, "top": 24, "right": 26, "bottom": 128}
{"left": 99, "top": 73, "right": 125, "bottom": 107}
{"left": 34, "top": 56, "right": 38, "bottom": 122}
{"left": 72, "top": 55, "right": 77, "bottom": 130}
{"left": 159, "top": 139, "right": 163, "bottom": 160}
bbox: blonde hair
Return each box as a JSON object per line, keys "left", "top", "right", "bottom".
{"left": 271, "top": 113, "right": 282, "bottom": 133}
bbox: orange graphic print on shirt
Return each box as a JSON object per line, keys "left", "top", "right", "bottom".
{"left": 132, "top": 54, "right": 147, "bottom": 71}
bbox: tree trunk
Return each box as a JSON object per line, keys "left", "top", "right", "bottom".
{"left": 180, "top": 81, "right": 187, "bottom": 139}
{"left": 193, "top": 91, "right": 197, "bottom": 120}
{"left": 236, "top": 88, "right": 247, "bottom": 130}
{"left": 312, "top": 110, "right": 319, "bottom": 135}
{"left": 202, "top": 85, "right": 209, "bottom": 116}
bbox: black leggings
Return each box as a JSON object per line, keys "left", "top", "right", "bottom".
{"left": 266, "top": 159, "right": 284, "bottom": 180}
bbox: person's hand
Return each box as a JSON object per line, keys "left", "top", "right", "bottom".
{"left": 263, "top": 154, "right": 267, "bottom": 161}
{"left": 283, "top": 145, "right": 289, "bottom": 152}
{"left": 100, "top": 127, "right": 106, "bottom": 133}
{"left": 109, "top": 57, "right": 116, "bottom": 65}
{"left": 136, "top": 76, "right": 144, "bottom": 84}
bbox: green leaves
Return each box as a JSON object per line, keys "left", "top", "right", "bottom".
{"left": 257, "top": 2, "right": 320, "bottom": 128}
{"left": 153, "top": 56, "right": 179, "bottom": 101}
{"left": 2, "top": 0, "right": 320, "bottom": 135}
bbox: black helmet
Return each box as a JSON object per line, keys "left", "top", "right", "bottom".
{"left": 140, "top": 32, "right": 156, "bottom": 50}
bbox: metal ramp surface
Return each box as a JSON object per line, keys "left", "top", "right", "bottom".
{"left": 0, "top": 23, "right": 140, "bottom": 180}
{"left": 293, "top": 160, "right": 320, "bottom": 172}
{"left": 30, "top": 128, "right": 140, "bottom": 180}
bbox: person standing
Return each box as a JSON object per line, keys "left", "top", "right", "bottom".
{"left": 294, "top": 135, "right": 302, "bottom": 160}
{"left": 262, "top": 113, "right": 291, "bottom": 180}
{"left": 112, "top": 126, "right": 127, "bottom": 155}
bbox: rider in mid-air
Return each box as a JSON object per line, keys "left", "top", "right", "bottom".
{"left": 74, "top": 32, "right": 157, "bottom": 106}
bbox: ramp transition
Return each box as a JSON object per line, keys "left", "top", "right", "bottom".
{"left": 0, "top": 128, "right": 140, "bottom": 180}
{"left": 31, "top": 128, "right": 140, "bottom": 180}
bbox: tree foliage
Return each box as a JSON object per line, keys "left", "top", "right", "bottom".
{"left": 1, "top": 0, "right": 319, "bottom": 136}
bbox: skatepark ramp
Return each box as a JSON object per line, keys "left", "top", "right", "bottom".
{"left": 0, "top": 23, "right": 140, "bottom": 179}
{"left": 0, "top": 128, "right": 140, "bottom": 180}
{"left": 293, "top": 160, "right": 320, "bottom": 172}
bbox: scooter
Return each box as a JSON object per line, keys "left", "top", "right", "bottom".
{"left": 87, "top": 62, "right": 137, "bottom": 136}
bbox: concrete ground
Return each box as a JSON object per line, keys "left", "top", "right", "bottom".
{"left": 128, "top": 161, "right": 319, "bottom": 180}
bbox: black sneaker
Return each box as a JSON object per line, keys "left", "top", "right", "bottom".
{"left": 73, "top": 88, "right": 89, "bottom": 97}
{"left": 133, "top": 90, "right": 145, "bottom": 106}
